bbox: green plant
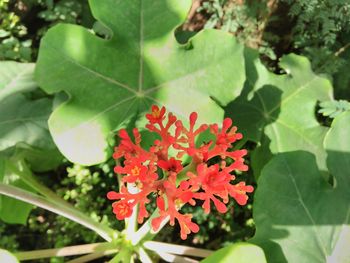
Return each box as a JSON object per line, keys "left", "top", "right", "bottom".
{"left": 319, "top": 100, "right": 350, "bottom": 119}
{"left": 1, "top": 0, "right": 350, "bottom": 262}
{"left": 282, "top": 0, "right": 350, "bottom": 71}
{"left": 251, "top": 112, "right": 350, "bottom": 263}
{"left": 271, "top": 0, "right": 350, "bottom": 98}
{"left": 198, "top": 0, "right": 276, "bottom": 58}
{"left": 0, "top": 0, "right": 32, "bottom": 61}
{"left": 0, "top": 0, "right": 93, "bottom": 62}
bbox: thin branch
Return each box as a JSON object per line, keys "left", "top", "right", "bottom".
{"left": 66, "top": 249, "right": 118, "bottom": 263}
{"left": 143, "top": 241, "right": 212, "bottom": 258}
{"left": 335, "top": 42, "right": 350, "bottom": 57}
{"left": 14, "top": 242, "right": 112, "bottom": 260}
{"left": 0, "top": 183, "right": 114, "bottom": 242}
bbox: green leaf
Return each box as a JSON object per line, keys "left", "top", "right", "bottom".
{"left": 0, "top": 62, "right": 36, "bottom": 100}
{"left": 0, "top": 157, "right": 34, "bottom": 224}
{"left": 0, "top": 62, "right": 63, "bottom": 223}
{"left": 15, "top": 143, "right": 63, "bottom": 172}
{"left": 226, "top": 49, "right": 333, "bottom": 175}
{"left": 0, "top": 61, "right": 62, "bottom": 170}
{"left": 251, "top": 112, "right": 350, "bottom": 263}
{"left": 0, "top": 93, "right": 63, "bottom": 173}
{"left": 0, "top": 94, "right": 54, "bottom": 151}
{"left": 0, "top": 249, "right": 18, "bottom": 263}
{"left": 35, "top": 0, "right": 246, "bottom": 165}
{"left": 201, "top": 243, "right": 267, "bottom": 263}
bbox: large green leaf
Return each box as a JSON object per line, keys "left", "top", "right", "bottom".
{"left": 226, "top": 49, "right": 333, "bottom": 175}
{"left": 35, "top": 0, "right": 246, "bottom": 165}
{"left": 0, "top": 62, "right": 63, "bottom": 224}
{"left": 251, "top": 112, "right": 350, "bottom": 263}
{"left": 0, "top": 61, "right": 63, "bottom": 171}
{"left": 201, "top": 243, "right": 266, "bottom": 263}
{"left": 0, "top": 62, "right": 36, "bottom": 100}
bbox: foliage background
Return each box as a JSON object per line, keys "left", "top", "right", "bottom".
{"left": 0, "top": 0, "right": 349, "bottom": 262}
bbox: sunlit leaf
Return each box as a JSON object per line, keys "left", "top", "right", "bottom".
{"left": 226, "top": 49, "right": 333, "bottom": 176}
{"left": 36, "top": 0, "right": 246, "bottom": 165}
{"left": 251, "top": 112, "right": 350, "bottom": 263}
{"left": 0, "top": 61, "right": 36, "bottom": 100}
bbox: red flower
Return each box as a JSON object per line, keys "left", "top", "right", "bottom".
{"left": 157, "top": 157, "right": 183, "bottom": 173}
{"left": 146, "top": 105, "right": 166, "bottom": 124}
{"left": 107, "top": 105, "right": 253, "bottom": 239}
{"left": 228, "top": 182, "right": 254, "bottom": 206}
{"left": 114, "top": 162, "right": 150, "bottom": 183}
{"left": 111, "top": 200, "right": 133, "bottom": 220}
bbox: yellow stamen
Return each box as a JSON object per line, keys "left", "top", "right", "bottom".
{"left": 131, "top": 166, "right": 141, "bottom": 176}
{"left": 152, "top": 109, "right": 160, "bottom": 118}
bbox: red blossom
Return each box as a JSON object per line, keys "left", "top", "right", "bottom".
{"left": 157, "top": 157, "right": 183, "bottom": 173}
{"left": 107, "top": 105, "right": 253, "bottom": 239}
{"left": 111, "top": 200, "right": 133, "bottom": 220}
{"left": 146, "top": 105, "right": 166, "bottom": 124}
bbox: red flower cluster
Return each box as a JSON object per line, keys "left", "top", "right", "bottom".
{"left": 107, "top": 105, "right": 253, "bottom": 239}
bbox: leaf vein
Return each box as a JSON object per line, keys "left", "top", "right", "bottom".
{"left": 267, "top": 75, "right": 317, "bottom": 115}
{"left": 138, "top": 0, "right": 144, "bottom": 92}
{"left": 44, "top": 42, "right": 136, "bottom": 94}
{"left": 282, "top": 156, "right": 329, "bottom": 259}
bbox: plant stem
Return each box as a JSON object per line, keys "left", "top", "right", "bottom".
{"left": 5, "top": 159, "right": 117, "bottom": 241}
{"left": 137, "top": 247, "right": 152, "bottom": 263}
{"left": 335, "top": 42, "right": 350, "bottom": 57}
{"left": 130, "top": 208, "right": 169, "bottom": 245}
{"left": 6, "top": 159, "right": 73, "bottom": 208}
{"left": 14, "top": 242, "right": 113, "bottom": 260}
{"left": 108, "top": 249, "right": 132, "bottom": 263}
{"left": 156, "top": 251, "right": 198, "bottom": 263}
{"left": 143, "top": 241, "right": 212, "bottom": 258}
{"left": 125, "top": 184, "right": 139, "bottom": 241}
{"left": 66, "top": 253, "right": 106, "bottom": 263}
{"left": 0, "top": 183, "right": 114, "bottom": 242}
{"left": 66, "top": 249, "right": 118, "bottom": 263}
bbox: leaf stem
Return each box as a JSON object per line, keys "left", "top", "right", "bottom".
{"left": 137, "top": 247, "right": 152, "bottom": 263}
{"left": 130, "top": 208, "right": 169, "bottom": 245}
{"left": 5, "top": 159, "right": 117, "bottom": 241}
{"left": 14, "top": 242, "right": 114, "bottom": 260}
{"left": 66, "top": 249, "right": 118, "bottom": 263}
{"left": 0, "top": 183, "right": 114, "bottom": 242}
{"left": 6, "top": 159, "right": 74, "bottom": 208}
{"left": 143, "top": 241, "right": 212, "bottom": 258}
{"left": 155, "top": 251, "right": 198, "bottom": 263}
